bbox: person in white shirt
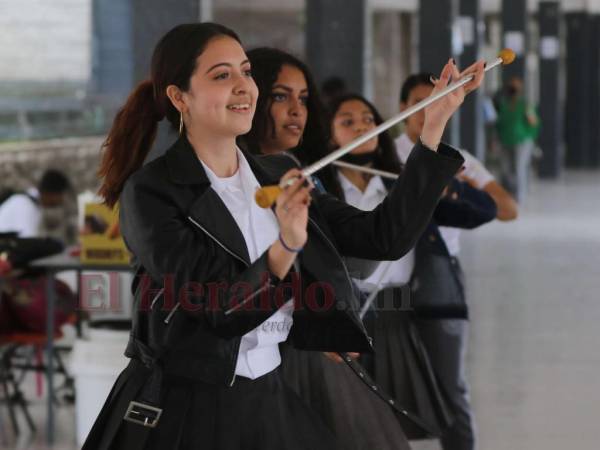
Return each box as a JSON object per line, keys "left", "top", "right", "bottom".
{"left": 0, "top": 169, "right": 71, "bottom": 238}
{"left": 396, "top": 73, "right": 518, "bottom": 450}
{"left": 326, "top": 92, "right": 500, "bottom": 440}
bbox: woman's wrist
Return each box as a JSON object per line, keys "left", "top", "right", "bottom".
{"left": 268, "top": 241, "right": 297, "bottom": 280}
{"left": 420, "top": 125, "right": 442, "bottom": 151}
{"left": 419, "top": 118, "right": 445, "bottom": 151}
{"left": 278, "top": 232, "right": 303, "bottom": 253}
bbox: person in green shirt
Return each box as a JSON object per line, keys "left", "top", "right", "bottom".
{"left": 496, "top": 76, "right": 540, "bottom": 203}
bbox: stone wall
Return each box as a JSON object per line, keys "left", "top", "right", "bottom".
{"left": 0, "top": 136, "right": 104, "bottom": 194}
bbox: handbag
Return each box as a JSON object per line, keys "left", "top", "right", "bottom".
{"left": 0, "top": 233, "right": 64, "bottom": 268}
{"left": 409, "top": 227, "right": 467, "bottom": 319}
{"left": 0, "top": 233, "right": 72, "bottom": 334}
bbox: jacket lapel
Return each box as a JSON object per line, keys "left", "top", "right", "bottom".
{"left": 187, "top": 190, "right": 251, "bottom": 266}
{"left": 165, "top": 136, "right": 251, "bottom": 266}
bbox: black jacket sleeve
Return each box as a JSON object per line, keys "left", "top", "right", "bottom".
{"left": 315, "top": 141, "right": 464, "bottom": 261}
{"left": 433, "top": 180, "right": 498, "bottom": 229}
{"left": 120, "top": 176, "right": 284, "bottom": 339}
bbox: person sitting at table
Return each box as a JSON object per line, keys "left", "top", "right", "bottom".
{"left": 0, "top": 169, "right": 74, "bottom": 242}
{"left": 0, "top": 169, "right": 77, "bottom": 335}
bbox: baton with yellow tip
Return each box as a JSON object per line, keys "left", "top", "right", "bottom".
{"left": 255, "top": 49, "right": 516, "bottom": 208}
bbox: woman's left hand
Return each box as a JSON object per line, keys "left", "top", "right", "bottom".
{"left": 421, "top": 59, "right": 485, "bottom": 150}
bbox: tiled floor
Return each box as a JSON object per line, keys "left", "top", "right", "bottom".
{"left": 458, "top": 170, "right": 600, "bottom": 450}
{"left": 1, "top": 170, "right": 599, "bottom": 450}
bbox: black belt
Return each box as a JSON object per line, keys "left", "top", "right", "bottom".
{"left": 338, "top": 353, "right": 438, "bottom": 437}
{"left": 112, "top": 342, "right": 165, "bottom": 450}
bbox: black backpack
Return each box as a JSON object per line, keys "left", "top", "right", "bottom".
{"left": 0, "top": 233, "right": 64, "bottom": 268}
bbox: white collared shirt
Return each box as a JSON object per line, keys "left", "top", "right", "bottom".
{"left": 200, "top": 148, "right": 293, "bottom": 380}
{"left": 394, "top": 132, "right": 495, "bottom": 256}
{"left": 0, "top": 187, "right": 41, "bottom": 237}
{"left": 337, "top": 171, "right": 414, "bottom": 292}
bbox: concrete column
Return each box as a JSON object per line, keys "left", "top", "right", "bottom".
{"left": 92, "top": 0, "right": 212, "bottom": 95}
{"left": 132, "top": 0, "right": 212, "bottom": 83}
{"left": 501, "top": 0, "right": 527, "bottom": 85}
{"left": 418, "top": 0, "right": 460, "bottom": 146}
{"left": 565, "top": 10, "right": 593, "bottom": 167}
{"left": 458, "top": 0, "right": 484, "bottom": 159}
{"left": 589, "top": 13, "right": 600, "bottom": 167}
{"left": 537, "top": 1, "right": 562, "bottom": 178}
{"left": 305, "top": 0, "right": 368, "bottom": 95}
{"left": 91, "top": 0, "right": 134, "bottom": 98}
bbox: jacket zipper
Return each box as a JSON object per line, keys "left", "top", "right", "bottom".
{"left": 187, "top": 215, "right": 255, "bottom": 387}
{"left": 150, "top": 287, "right": 181, "bottom": 324}
{"left": 307, "top": 217, "right": 374, "bottom": 346}
{"left": 224, "top": 284, "right": 270, "bottom": 316}
{"left": 307, "top": 217, "right": 355, "bottom": 292}
{"left": 188, "top": 216, "right": 272, "bottom": 316}
{"left": 188, "top": 216, "right": 249, "bottom": 268}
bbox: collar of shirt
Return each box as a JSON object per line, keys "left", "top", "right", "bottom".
{"left": 199, "top": 147, "right": 260, "bottom": 202}
{"left": 337, "top": 170, "right": 387, "bottom": 211}
{"left": 336, "top": 169, "right": 416, "bottom": 292}
{"left": 199, "top": 147, "right": 280, "bottom": 265}
{"left": 394, "top": 133, "right": 415, "bottom": 164}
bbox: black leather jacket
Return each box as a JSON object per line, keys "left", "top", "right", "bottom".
{"left": 119, "top": 136, "right": 463, "bottom": 387}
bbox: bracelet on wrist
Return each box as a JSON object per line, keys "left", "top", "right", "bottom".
{"left": 278, "top": 233, "right": 303, "bottom": 253}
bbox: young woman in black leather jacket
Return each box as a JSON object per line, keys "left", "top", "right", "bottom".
{"left": 83, "top": 22, "right": 483, "bottom": 450}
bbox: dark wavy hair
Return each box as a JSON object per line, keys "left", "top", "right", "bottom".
{"left": 240, "top": 47, "right": 330, "bottom": 166}
{"left": 324, "top": 93, "right": 403, "bottom": 201}
{"left": 98, "top": 23, "right": 240, "bottom": 207}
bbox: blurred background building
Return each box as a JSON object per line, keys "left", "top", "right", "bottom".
{"left": 1, "top": 1, "right": 599, "bottom": 449}
{"left": 1, "top": 0, "right": 599, "bottom": 193}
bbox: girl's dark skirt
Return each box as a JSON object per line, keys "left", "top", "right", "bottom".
{"left": 281, "top": 286, "right": 454, "bottom": 447}
{"left": 83, "top": 360, "right": 342, "bottom": 450}
{"left": 365, "top": 287, "right": 454, "bottom": 440}
{"left": 281, "top": 346, "right": 411, "bottom": 450}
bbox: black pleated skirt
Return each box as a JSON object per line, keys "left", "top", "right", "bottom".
{"left": 365, "top": 287, "right": 454, "bottom": 440}
{"left": 281, "top": 286, "right": 454, "bottom": 446}
{"left": 84, "top": 361, "right": 342, "bottom": 450}
{"left": 280, "top": 345, "right": 411, "bottom": 450}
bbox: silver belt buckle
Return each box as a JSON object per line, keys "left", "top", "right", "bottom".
{"left": 124, "top": 401, "right": 163, "bottom": 428}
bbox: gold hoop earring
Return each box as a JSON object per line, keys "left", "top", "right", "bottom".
{"left": 179, "top": 111, "right": 184, "bottom": 135}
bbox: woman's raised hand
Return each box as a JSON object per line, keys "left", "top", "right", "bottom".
{"left": 421, "top": 59, "right": 485, "bottom": 150}
{"left": 274, "top": 169, "right": 312, "bottom": 250}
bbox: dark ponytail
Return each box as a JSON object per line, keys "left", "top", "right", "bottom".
{"left": 98, "top": 80, "right": 158, "bottom": 207}
{"left": 97, "top": 22, "right": 241, "bottom": 207}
